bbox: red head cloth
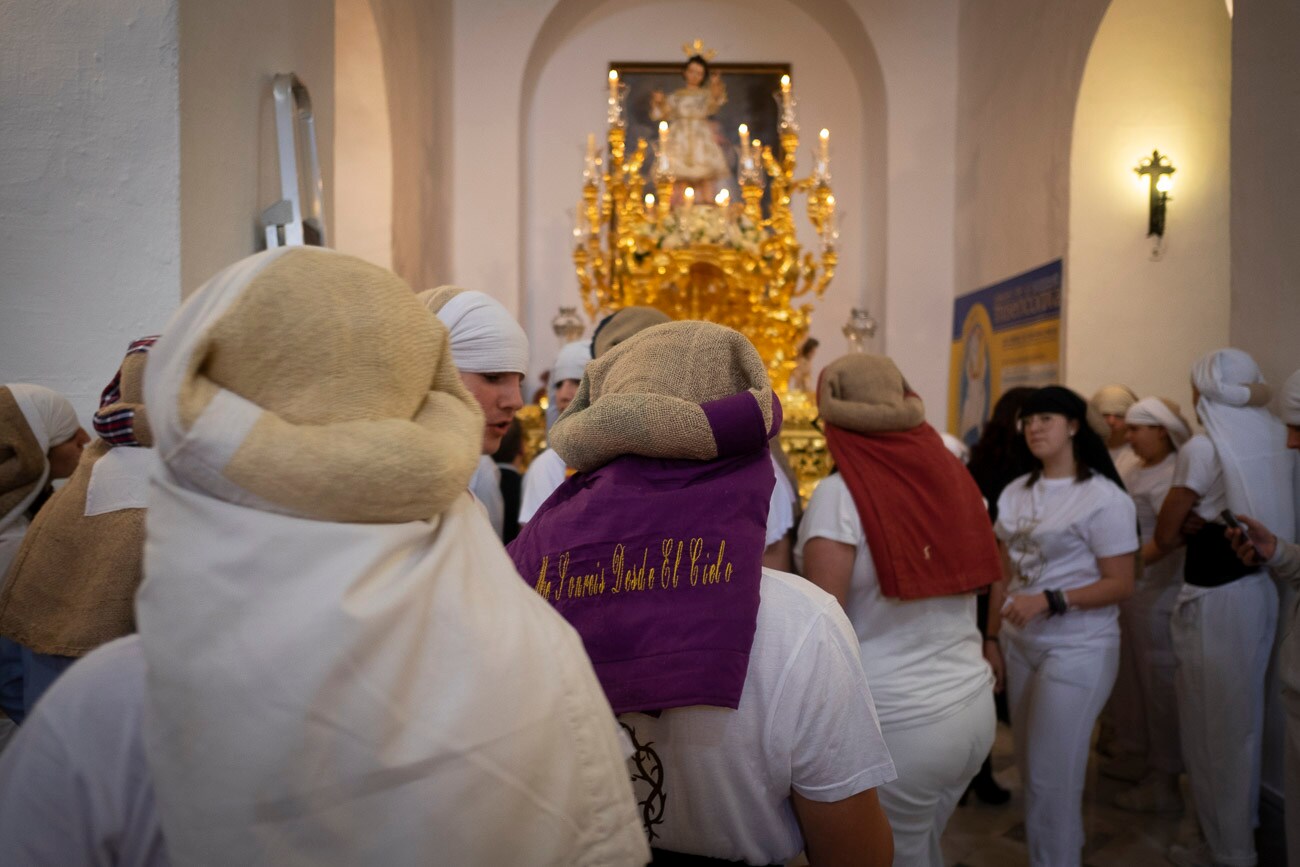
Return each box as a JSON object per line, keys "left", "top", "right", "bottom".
{"left": 818, "top": 354, "right": 1001, "bottom": 600}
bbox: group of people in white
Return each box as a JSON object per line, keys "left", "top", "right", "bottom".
{"left": 0, "top": 245, "right": 1296, "bottom": 867}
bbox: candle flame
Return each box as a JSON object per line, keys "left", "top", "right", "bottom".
{"left": 738, "top": 123, "right": 748, "bottom": 137}
{"left": 780, "top": 74, "right": 791, "bottom": 89}
{"left": 820, "top": 128, "right": 829, "bottom": 141}
{"left": 684, "top": 186, "right": 695, "bottom": 201}
{"left": 659, "top": 121, "right": 668, "bottom": 133}
{"left": 645, "top": 193, "right": 655, "bottom": 206}
{"left": 715, "top": 189, "right": 730, "bottom": 205}
{"left": 609, "top": 70, "right": 618, "bottom": 82}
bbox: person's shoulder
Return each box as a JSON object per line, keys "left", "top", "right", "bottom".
{"left": 996, "top": 472, "right": 1035, "bottom": 506}
{"left": 808, "top": 471, "right": 848, "bottom": 501}
{"left": 531, "top": 449, "right": 566, "bottom": 473}
{"left": 25, "top": 636, "right": 146, "bottom": 741}
{"left": 758, "top": 569, "right": 840, "bottom": 631}
{"left": 1180, "top": 434, "right": 1215, "bottom": 461}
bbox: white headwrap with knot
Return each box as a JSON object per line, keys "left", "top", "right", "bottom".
{"left": 1282, "top": 369, "right": 1300, "bottom": 426}
{"left": 1125, "top": 396, "right": 1192, "bottom": 449}
{"left": 1191, "top": 348, "right": 1295, "bottom": 544}
{"left": 1091, "top": 384, "right": 1139, "bottom": 417}
{"left": 431, "top": 288, "right": 530, "bottom": 375}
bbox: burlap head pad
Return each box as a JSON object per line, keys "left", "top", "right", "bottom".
{"left": 551, "top": 321, "right": 773, "bottom": 472}
{"left": 416, "top": 285, "right": 464, "bottom": 314}
{"left": 818, "top": 354, "right": 925, "bottom": 433}
{"left": 0, "top": 387, "right": 46, "bottom": 522}
{"left": 177, "top": 249, "right": 483, "bottom": 523}
{"left": 591, "top": 306, "right": 672, "bottom": 358}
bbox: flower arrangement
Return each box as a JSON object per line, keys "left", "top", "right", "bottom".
{"left": 637, "top": 205, "right": 766, "bottom": 255}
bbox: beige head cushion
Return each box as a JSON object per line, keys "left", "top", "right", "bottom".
{"left": 592, "top": 306, "right": 673, "bottom": 358}
{"left": 818, "top": 354, "right": 925, "bottom": 433}
{"left": 0, "top": 387, "right": 46, "bottom": 521}
{"left": 176, "top": 249, "right": 483, "bottom": 523}
{"left": 551, "top": 320, "right": 773, "bottom": 472}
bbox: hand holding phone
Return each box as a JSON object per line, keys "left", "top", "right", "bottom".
{"left": 1221, "top": 509, "right": 1265, "bottom": 564}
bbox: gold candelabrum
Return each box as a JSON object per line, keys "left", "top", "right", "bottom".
{"left": 573, "top": 76, "right": 838, "bottom": 395}
{"left": 551, "top": 70, "right": 838, "bottom": 501}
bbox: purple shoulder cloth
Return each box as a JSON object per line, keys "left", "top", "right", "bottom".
{"left": 507, "top": 391, "right": 779, "bottom": 714}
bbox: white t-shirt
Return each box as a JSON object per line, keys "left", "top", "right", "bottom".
{"left": 468, "top": 454, "right": 504, "bottom": 537}
{"left": 522, "top": 448, "right": 798, "bottom": 547}
{"left": 518, "top": 447, "right": 568, "bottom": 524}
{"left": 618, "top": 569, "right": 896, "bottom": 865}
{"left": 1127, "top": 453, "right": 1183, "bottom": 587}
{"left": 1110, "top": 443, "right": 1142, "bottom": 482}
{"left": 1171, "top": 434, "right": 1228, "bottom": 521}
{"left": 793, "top": 473, "right": 993, "bottom": 731}
{"left": 0, "top": 636, "right": 168, "bottom": 867}
{"left": 995, "top": 473, "right": 1138, "bottom": 648}
{"left": 767, "top": 452, "right": 797, "bottom": 546}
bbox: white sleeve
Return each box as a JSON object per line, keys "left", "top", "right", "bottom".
{"left": 1171, "top": 436, "right": 1216, "bottom": 496}
{"left": 0, "top": 707, "right": 102, "bottom": 865}
{"left": 797, "top": 475, "right": 862, "bottom": 548}
{"left": 765, "top": 465, "right": 796, "bottom": 546}
{"left": 1085, "top": 482, "right": 1140, "bottom": 558}
{"left": 769, "top": 600, "right": 896, "bottom": 802}
{"left": 519, "top": 450, "right": 565, "bottom": 524}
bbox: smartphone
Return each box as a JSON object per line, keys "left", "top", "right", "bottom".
{"left": 1221, "top": 509, "right": 1263, "bottom": 560}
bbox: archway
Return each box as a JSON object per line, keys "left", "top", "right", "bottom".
{"left": 518, "top": 0, "right": 887, "bottom": 377}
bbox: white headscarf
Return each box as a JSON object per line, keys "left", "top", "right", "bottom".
{"left": 1282, "top": 369, "right": 1300, "bottom": 426}
{"left": 1192, "top": 349, "right": 1295, "bottom": 544}
{"left": 552, "top": 340, "right": 592, "bottom": 386}
{"left": 431, "top": 287, "right": 529, "bottom": 375}
{"left": 0, "top": 385, "right": 80, "bottom": 565}
{"left": 137, "top": 248, "right": 646, "bottom": 866}
{"left": 1125, "top": 396, "right": 1192, "bottom": 449}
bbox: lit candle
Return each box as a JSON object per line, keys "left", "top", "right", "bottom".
{"left": 659, "top": 120, "right": 669, "bottom": 144}
{"left": 608, "top": 69, "right": 619, "bottom": 99}
{"left": 587, "top": 133, "right": 597, "bottom": 160}
{"left": 684, "top": 186, "right": 695, "bottom": 205}
{"left": 780, "top": 74, "right": 792, "bottom": 112}
{"left": 645, "top": 192, "right": 655, "bottom": 207}
{"left": 715, "top": 189, "right": 730, "bottom": 206}
{"left": 819, "top": 128, "right": 830, "bottom": 163}
{"left": 738, "top": 123, "right": 749, "bottom": 161}
{"left": 780, "top": 74, "right": 791, "bottom": 95}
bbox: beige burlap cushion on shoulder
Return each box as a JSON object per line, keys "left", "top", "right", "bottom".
{"left": 177, "top": 249, "right": 483, "bottom": 523}
{"left": 0, "top": 387, "right": 46, "bottom": 523}
{"left": 551, "top": 320, "right": 772, "bottom": 472}
{"left": 0, "top": 440, "right": 143, "bottom": 655}
{"left": 818, "top": 354, "right": 925, "bottom": 433}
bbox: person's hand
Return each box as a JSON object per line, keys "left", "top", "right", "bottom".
{"left": 709, "top": 72, "right": 724, "bottom": 94}
{"left": 1002, "top": 592, "right": 1049, "bottom": 628}
{"left": 983, "top": 639, "right": 1005, "bottom": 694}
{"left": 1227, "top": 514, "right": 1277, "bottom": 566}
{"left": 1181, "top": 509, "right": 1206, "bottom": 536}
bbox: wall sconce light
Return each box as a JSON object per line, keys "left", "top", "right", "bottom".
{"left": 1134, "top": 150, "right": 1176, "bottom": 240}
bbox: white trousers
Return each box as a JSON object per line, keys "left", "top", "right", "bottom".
{"left": 877, "top": 690, "right": 996, "bottom": 867}
{"left": 1116, "top": 576, "right": 1183, "bottom": 773}
{"left": 1004, "top": 635, "right": 1119, "bottom": 867}
{"left": 1172, "top": 572, "right": 1277, "bottom": 867}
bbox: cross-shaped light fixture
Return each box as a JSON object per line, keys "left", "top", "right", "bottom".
{"left": 1134, "top": 150, "right": 1176, "bottom": 239}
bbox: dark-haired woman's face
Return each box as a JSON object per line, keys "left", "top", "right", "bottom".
{"left": 1020, "top": 412, "right": 1074, "bottom": 462}
{"left": 684, "top": 61, "right": 706, "bottom": 87}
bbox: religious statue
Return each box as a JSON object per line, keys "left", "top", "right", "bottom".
{"left": 649, "top": 51, "right": 729, "bottom": 202}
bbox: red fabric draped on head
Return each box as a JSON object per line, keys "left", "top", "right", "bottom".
{"left": 818, "top": 354, "right": 1001, "bottom": 600}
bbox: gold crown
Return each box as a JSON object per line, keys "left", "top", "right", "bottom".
{"left": 681, "top": 39, "right": 717, "bottom": 61}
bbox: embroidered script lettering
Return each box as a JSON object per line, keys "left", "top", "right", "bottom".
{"left": 537, "top": 537, "right": 737, "bottom": 600}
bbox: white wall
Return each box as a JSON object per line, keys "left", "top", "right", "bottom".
{"left": 0, "top": 0, "right": 182, "bottom": 423}
{"left": 334, "top": 0, "right": 392, "bottom": 270}
{"left": 179, "top": 0, "right": 335, "bottom": 294}
{"left": 1067, "top": 0, "right": 1231, "bottom": 410}
{"left": 520, "top": 0, "right": 874, "bottom": 380}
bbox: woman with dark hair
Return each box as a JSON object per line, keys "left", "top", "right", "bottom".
{"left": 962, "top": 385, "right": 1035, "bottom": 804}
{"left": 986, "top": 385, "right": 1137, "bottom": 867}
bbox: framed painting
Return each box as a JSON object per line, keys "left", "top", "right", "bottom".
{"left": 609, "top": 60, "right": 790, "bottom": 202}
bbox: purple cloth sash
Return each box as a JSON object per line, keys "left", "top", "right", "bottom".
{"left": 507, "top": 392, "right": 777, "bottom": 714}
